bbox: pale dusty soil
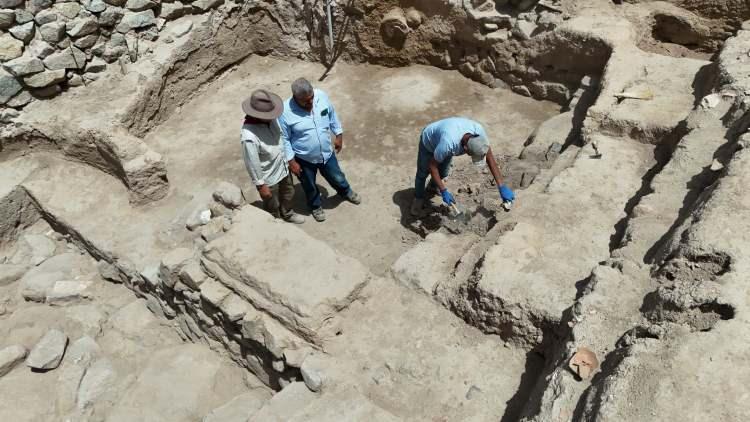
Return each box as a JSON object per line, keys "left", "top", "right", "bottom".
{"left": 145, "top": 55, "right": 559, "bottom": 274}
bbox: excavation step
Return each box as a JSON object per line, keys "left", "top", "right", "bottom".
{"left": 449, "top": 135, "right": 654, "bottom": 347}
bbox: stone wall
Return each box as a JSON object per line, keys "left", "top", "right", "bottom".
{"left": 0, "top": 0, "right": 224, "bottom": 108}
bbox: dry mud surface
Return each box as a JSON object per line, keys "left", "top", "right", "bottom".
{"left": 1, "top": 0, "right": 750, "bottom": 421}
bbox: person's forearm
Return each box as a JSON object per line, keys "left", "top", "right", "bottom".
{"left": 429, "top": 159, "right": 446, "bottom": 191}
{"left": 486, "top": 147, "right": 504, "bottom": 186}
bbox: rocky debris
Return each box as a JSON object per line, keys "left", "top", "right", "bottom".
{"left": 191, "top": 0, "right": 223, "bottom": 12}
{"left": 46, "top": 280, "right": 92, "bottom": 305}
{"left": 98, "top": 6, "right": 125, "bottom": 27}
{"left": 0, "top": 33, "right": 23, "bottom": 61}
{"left": 0, "top": 263, "right": 28, "bottom": 286}
{"left": 81, "top": 0, "right": 106, "bottom": 13}
{"left": 43, "top": 46, "right": 87, "bottom": 70}
{"left": 250, "top": 382, "right": 318, "bottom": 422}
{"left": 74, "top": 33, "right": 100, "bottom": 49}
{"left": 159, "top": 247, "right": 193, "bottom": 288}
{"left": 3, "top": 54, "right": 44, "bottom": 76}
{"left": 9, "top": 21, "right": 35, "bottom": 43}
{"left": 26, "top": 329, "right": 69, "bottom": 370}
{"left": 66, "top": 17, "right": 99, "bottom": 38}
{"left": 20, "top": 271, "right": 63, "bottom": 302}
{"left": 27, "top": 39, "right": 55, "bottom": 58}
{"left": 212, "top": 182, "right": 243, "bottom": 209}
{"left": 23, "top": 68, "right": 66, "bottom": 88}
{"left": 0, "top": 345, "right": 27, "bottom": 377}
{"left": 186, "top": 207, "right": 212, "bottom": 230}
{"left": 0, "top": 0, "right": 21, "bottom": 8}
{"left": 14, "top": 8, "right": 32, "bottom": 24}
{"left": 300, "top": 358, "right": 324, "bottom": 392}
{"left": 34, "top": 9, "right": 58, "bottom": 26}
{"left": 200, "top": 216, "right": 227, "bottom": 242}
{"left": 0, "top": 9, "right": 14, "bottom": 29}
{"left": 512, "top": 19, "right": 537, "bottom": 40}
{"left": 160, "top": 1, "right": 187, "bottom": 20}
{"left": 179, "top": 260, "right": 207, "bottom": 290}
{"left": 39, "top": 21, "right": 66, "bottom": 43}
{"left": 84, "top": 56, "right": 106, "bottom": 72}
{"left": 115, "top": 9, "right": 154, "bottom": 32}
{"left": 125, "top": 0, "right": 157, "bottom": 11}
{"left": 0, "top": 67, "right": 22, "bottom": 103}
{"left": 380, "top": 7, "right": 409, "bottom": 44}
{"left": 202, "top": 390, "right": 272, "bottom": 422}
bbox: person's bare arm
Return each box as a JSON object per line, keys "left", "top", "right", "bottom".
{"left": 429, "top": 158, "right": 446, "bottom": 191}
{"left": 485, "top": 147, "right": 504, "bottom": 186}
{"left": 334, "top": 133, "right": 343, "bottom": 153}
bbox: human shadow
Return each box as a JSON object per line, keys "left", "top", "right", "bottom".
{"left": 392, "top": 187, "right": 443, "bottom": 237}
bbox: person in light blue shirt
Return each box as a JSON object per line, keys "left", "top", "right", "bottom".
{"left": 279, "top": 78, "right": 361, "bottom": 222}
{"left": 411, "top": 117, "right": 515, "bottom": 216}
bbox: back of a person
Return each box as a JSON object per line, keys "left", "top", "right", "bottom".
{"left": 421, "top": 117, "right": 478, "bottom": 152}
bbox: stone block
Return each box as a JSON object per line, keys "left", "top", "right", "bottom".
{"left": 23, "top": 68, "right": 66, "bottom": 87}
{"left": 26, "top": 329, "right": 68, "bottom": 370}
{"left": 202, "top": 207, "right": 369, "bottom": 343}
{"left": 158, "top": 247, "right": 193, "bottom": 288}
{"left": 9, "top": 21, "right": 35, "bottom": 43}
{"left": 0, "top": 67, "right": 21, "bottom": 104}
{"left": 0, "top": 33, "right": 23, "bottom": 61}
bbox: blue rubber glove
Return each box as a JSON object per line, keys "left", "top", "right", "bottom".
{"left": 498, "top": 184, "right": 515, "bottom": 202}
{"left": 440, "top": 188, "right": 455, "bottom": 205}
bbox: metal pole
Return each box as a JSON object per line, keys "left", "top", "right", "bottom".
{"left": 326, "top": 0, "right": 334, "bottom": 51}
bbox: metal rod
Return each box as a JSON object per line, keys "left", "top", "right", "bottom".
{"left": 326, "top": 0, "right": 334, "bottom": 51}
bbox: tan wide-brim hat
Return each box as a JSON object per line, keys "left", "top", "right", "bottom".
{"left": 242, "top": 89, "right": 283, "bottom": 120}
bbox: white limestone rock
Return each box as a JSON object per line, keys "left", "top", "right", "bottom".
{"left": 212, "top": 181, "right": 243, "bottom": 209}
{"left": 26, "top": 329, "right": 68, "bottom": 370}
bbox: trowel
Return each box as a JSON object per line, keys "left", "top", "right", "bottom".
{"left": 447, "top": 202, "right": 471, "bottom": 223}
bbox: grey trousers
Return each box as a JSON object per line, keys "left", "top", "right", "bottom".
{"left": 262, "top": 173, "right": 296, "bottom": 219}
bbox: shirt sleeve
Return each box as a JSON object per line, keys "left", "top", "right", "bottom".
{"left": 278, "top": 114, "right": 296, "bottom": 161}
{"left": 241, "top": 136, "right": 266, "bottom": 186}
{"left": 325, "top": 93, "right": 343, "bottom": 136}
{"left": 432, "top": 136, "right": 451, "bottom": 163}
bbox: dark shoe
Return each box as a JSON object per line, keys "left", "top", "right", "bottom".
{"left": 345, "top": 191, "right": 361, "bottom": 205}
{"left": 312, "top": 208, "right": 326, "bottom": 222}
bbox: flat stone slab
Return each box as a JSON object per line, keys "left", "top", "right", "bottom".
{"left": 26, "top": 328, "right": 68, "bottom": 370}
{"left": 202, "top": 207, "right": 370, "bottom": 342}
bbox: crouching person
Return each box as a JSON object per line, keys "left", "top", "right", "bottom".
{"left": 241, "top": 89, "right": 305, "bottom": 224}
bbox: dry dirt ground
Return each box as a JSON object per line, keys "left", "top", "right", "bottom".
{"left": 146, "top": 56, "right": 558, "bottom": 274}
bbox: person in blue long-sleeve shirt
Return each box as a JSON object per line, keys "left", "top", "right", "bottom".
{"left": 279, "top": 78, "right": 361, "bottom": 222}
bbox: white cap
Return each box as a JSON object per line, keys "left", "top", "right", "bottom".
{"left": 467, "top": 134, "right": 490, "bottom": 165}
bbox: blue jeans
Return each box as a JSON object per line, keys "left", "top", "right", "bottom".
{"left": 415, "top": 139, "right": 452, "bottom": 199}
{"left": 297, "top": 154, "right": 353, "bottom": 210}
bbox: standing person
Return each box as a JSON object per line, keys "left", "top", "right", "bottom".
{"left": 241, "top": 89, "right": 305, "bottom": 224}
{"left": 411, "top": 117, "right": 515, "bottom": 216}
{"left": 278, "top": 78, "right": 361, "bottom": 222}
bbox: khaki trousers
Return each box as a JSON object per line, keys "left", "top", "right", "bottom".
{"left": 262, "top": 173, "right": 295, "bottom": 219}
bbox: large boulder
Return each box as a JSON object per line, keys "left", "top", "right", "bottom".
{"left": 0, "top": 33, "right": 23, "bottom": 61}
{"left": 26, "top": 329, "right": 68, "bottom": 370}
